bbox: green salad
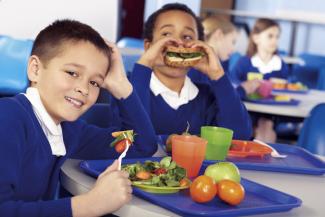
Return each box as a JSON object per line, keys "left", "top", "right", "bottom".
{"left": 122, "top": 157, "right": 188, "bottom": 187}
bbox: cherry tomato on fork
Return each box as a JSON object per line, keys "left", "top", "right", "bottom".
{"left": 114, "top": 139, "right": 131, "bottom": 153}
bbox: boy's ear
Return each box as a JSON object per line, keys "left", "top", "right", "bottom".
{"left": 144, "top": 39, "right": 151, "bottom": 51}
{"left": 27, "top": 55, "right": 42, "bottom": 84}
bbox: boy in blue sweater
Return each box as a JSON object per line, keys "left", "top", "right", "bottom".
{"left": 130, "top": 3, "right": 252, "bottom": 145}
{"left": 0, "top": 20, "right": 157, "bottom": 216}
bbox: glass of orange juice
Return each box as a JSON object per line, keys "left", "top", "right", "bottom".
{"left": 171, "top": 135, "right": 207, "bottom": 178}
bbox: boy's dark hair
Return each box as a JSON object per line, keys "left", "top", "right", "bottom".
{"left": 31, "top": 19, "right": 111, "bottom": 69}
{"left": 143, "top": 3, "right": 204, "bottom": 41}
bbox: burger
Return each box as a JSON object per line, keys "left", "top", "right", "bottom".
{"left": 164, "top": 46, "right": 204, "bottom": 67}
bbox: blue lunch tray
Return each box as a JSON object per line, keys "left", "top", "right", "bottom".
{"left": 205, "top": 143, "right": 325, "bottom": 175}
{"left": 80, "top": 157, "right": 302, "bottom": 217}
{"left": 272, "top": 89, "right": 309, "bottom": 94}
{"left": 244, "top": 97, "right": 300, "bottom": 105}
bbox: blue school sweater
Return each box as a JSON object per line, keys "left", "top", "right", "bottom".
{"left": 188, "top": 60, "right": 229, "bottom": 84}
{"left": 0, "top": 91, "right": 157, "bottom": 217}
{"left": 130, "top": 63, "right": 252, "bottom": 141}
{"left": 231, "top": 56, "right": 289, "bottom": 99}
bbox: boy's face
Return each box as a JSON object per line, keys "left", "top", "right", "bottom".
{"left": 149, "top": 10, "right": 198, "bottom": 78}
{"left": 28, "top": 41, "right": 109, "bottom": 124}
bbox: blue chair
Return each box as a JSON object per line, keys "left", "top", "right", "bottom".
{"left": 317, "top": 66, "right": 325, "bottom": 90}
{"left": 291, "top": 53, "right": 325, "bottom": 89}
{"left": 297, "top": 103, "right": 325, "bottom": 155}
{"left": 117, "top": 37, "right": 144, "bottom": 49}
{"left": 117, "top": 37, "right": 144, "bottom": 74}
{"left": 121, "top": 54, "right": 141, "bottom": 75}
{"left": 0, "top": 35, "right": 33, "bottom": 96}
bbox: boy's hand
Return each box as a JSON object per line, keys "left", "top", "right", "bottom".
{"left": 102, "top": 41, "right": 133, "bottom": 99}
{"left": 87, "top": 160, "right": 132, "bottom": 215}
{"left": 241, "top": 79, "right": 262, "bottom": 95}
{"left": 138, "top": 37, "right": 181, "bottom": 69}
{"left": 186, "top": 41, "right": 224, "bottom": 81}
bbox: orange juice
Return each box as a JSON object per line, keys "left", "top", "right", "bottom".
{"left": 171, "top": 135, "right": 207, "bottom": 178}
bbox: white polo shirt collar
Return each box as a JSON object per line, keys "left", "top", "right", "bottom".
{"left": 251, "top": 54, "right": 282, "bottom": 74}
{"left": 24, "top": 87, "right": 66, "bottom": 156}
{"left": 150, "top": 72, "right": 199, "bottom": 110}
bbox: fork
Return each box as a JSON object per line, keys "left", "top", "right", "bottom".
{"left": 117, "top": 140, "right": 131, "bottom": 170}
{"left": 253, "top": 139, "right": 287, "bottom": 158}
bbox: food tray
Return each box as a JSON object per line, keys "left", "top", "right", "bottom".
{"left": 205, "top": 143, "right": 325, "bottom": 175}
{"left": 80, "top": 157, "right": 302, "bottom": 217}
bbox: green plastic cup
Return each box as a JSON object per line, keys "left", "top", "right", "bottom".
{"left": 200, "top": 126, "right": 234, "bottom": 160}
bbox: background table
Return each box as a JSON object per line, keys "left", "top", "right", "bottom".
{"left": 243, "top": 90, "right": 325, "bottom": 118}
{"left": 61, "top": 156, "right": 325, "bottom": 217}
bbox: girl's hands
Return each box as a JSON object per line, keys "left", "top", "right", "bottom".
{"left": 72, "top": 160, "right": 132, "bottom": 216}
{"left": 186, "top": 41, "right": 225, "bottom": 81}
{"left": 138, "top": 37, "right": 181, "bottom": 69}
{"left": 102, "top": 41, "right": 133, "bottom": 99}
{"left": 241, "top": 79, "right": 262, "bottom": 94}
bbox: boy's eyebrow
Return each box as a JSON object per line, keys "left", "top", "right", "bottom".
{"left": 160, "top": 24, "right": 174, "bottom": 30}
{"left": 64, "top": 63, "right": 105, "bottom": 80}
{"left": 160, "top": 24, "right": 195, "bottom": 33}
{"left": 64, "top": 63, "right": 85, "bottom": 69}
{"left": 94, "top": 73, "right": 105, "bottom": 80}
{"left": 184, "top": 26, "right": 195, "bottom": 33}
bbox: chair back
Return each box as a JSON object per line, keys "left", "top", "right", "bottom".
{"left": 291, "top": 53, "right": 325, "bottom": 89}
{"left": 0, "top": 35, "right": 33, "bottom": 96}
{"left": 317, "top": 67, "right": 325, "bottom": 90}
{"left": 297, "top": 103, "right": 325, "bottom": 155}
{"left": 117, "top": 37, "right": 144, "bottom": 49}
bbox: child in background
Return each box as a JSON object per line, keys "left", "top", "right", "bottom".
{"left": 232, "top": 18, "right": 289, "bottom": 143}
{"left": 0, "top": 20, "right": 157, "bottom": 217}
{"left": 129, "top": 3, "right": 252, "bottom": 147}
{"left": 189, "top": 16, "right": 238, "bottom": 82}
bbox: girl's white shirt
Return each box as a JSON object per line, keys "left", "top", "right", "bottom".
{"left": 251, "top": 54, "right": 282, "bottom": 74}
{"left": 24, "top": 87, "right": 66, "bottom": 156}
{"left": 150, "top": 72, "right": 199, "bottom": 110}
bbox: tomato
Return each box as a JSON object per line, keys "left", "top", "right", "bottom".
{"left": 179, "top": 178, "right": 190, "bottom": 187}
{"left": 154, "top": 168, "right": 167, "bottom": 175}
{"left": 136, "top": 171, "right": 151, "bottom": 180}
{"left": 217, "top": 179, "right": 245, "bottom": 205}
{"left": 114, "top": 139, "right": 131, "bottom": 153}
{"left": 190, "top": 175, "right": 217, "bottom": 203}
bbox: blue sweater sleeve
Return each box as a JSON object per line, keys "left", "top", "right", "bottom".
{"left": 73, "top": 90, "right": 157, "bottom": 159}
{"left": 208, "top": 75, "right": 253, "bottom": 140}
{"left": 0, "top": 102, "right": 72, "bottom": 217}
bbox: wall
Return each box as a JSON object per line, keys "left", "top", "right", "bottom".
{"left": 144, "top": 0, "right": 201, "bottom": 21}
{"left": 235, "top": 0, "right": 325, "bottom": 56}
{"left": 0, "top": 0, "right": 119, "bottom": 42}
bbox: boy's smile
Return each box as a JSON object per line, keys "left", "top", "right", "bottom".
{"left": 28, "top": 41, "right": 109, "bottom": 124}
